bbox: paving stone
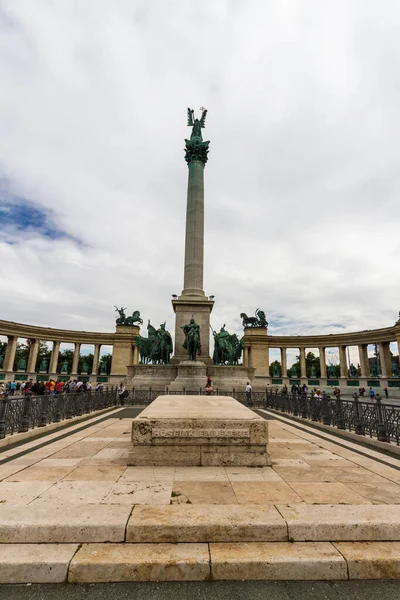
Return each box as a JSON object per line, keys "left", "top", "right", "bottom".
{"left": 127, "top": 504, "right": 287, "bottom": 542}
{"left": 345, "top": 481, "right": 400, "bottom": 504}
{"left": 172, "top": 481, "right": 238, "bottom": 504}
{"left": 68, "top": 543, "right": 210, "bottom": 582}
{"left": 277, "top": 504, "right": 400, "bottom": 541}
{"left": 334, "top": 542, "right": 400, "bottom": 579}
{"left": 0, "top": 544, "right": 78, "bottom": 583}
{"left": 0, "top": 504, "right": 133, "bottom": 542}
{"left": 0, "top": 481, "right": 53, "bottom": 505}
{"left": 209, "top": 542, "right": 347, "bottom": 580}
{"left": 288, "top": 481, "right": 372, "bottom": 504}
{"left": 231, "top": 481, "right": 302, "bottom": 504}
{"left": 102, "top": 480, "right": 172, "bottom": 505}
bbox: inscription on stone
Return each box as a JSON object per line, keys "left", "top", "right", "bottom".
{"left": 152, "top": 428, "right": 250, "bottom": 438}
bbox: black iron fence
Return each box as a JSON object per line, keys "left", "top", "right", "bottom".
{"left": 1, "top": 387, "right": 399, "bottom": 446}
{"left": 0, "top": 388, "right": 120, "bottom": 439}
{"left": 123, "top": 388, "right": 400, "bottom": 445}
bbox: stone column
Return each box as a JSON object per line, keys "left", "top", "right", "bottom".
{"left": 92, "top": 344, "right": 101, "bottom": 376}
{"left": 319, "top": 347, "right": 327, "bottom": 378}
{"left": 358, "top": 344, "right": 369, "bottom": 378}
{"left": 379, "top": 342, "right": 392, "bottom": 379}
{"left": 300, "top": 347, "right": 306, "bottom": 378}
{"left": 27, "top": 339, "right": 39, "bottom": 373}
{"left": 3, "top": 336, "right": 18, "bottom": 372}
{"left": 133, "top": 345, "right": 139, "bottom": 365}
{"left": 71, "top": 342, "right": 81, "bottom": 376}
{"left": 182, "top": 160, "right": 205, "bottom": 297}
{"left": 280, "top": 347, "right": 287, "bottom": 378}
{"left": 339, "top": 345, "right": 348, "bottom": 378}
{"left": 49, "top": 341, "right": 60, "bottom": 375}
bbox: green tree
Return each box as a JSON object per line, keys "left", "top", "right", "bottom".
{"left": 79, "top": 353, "right": 93, "bottom": 374}
{"left": 305, "top": 352, "right": 321, "bottom": 378}
{"left": 13, "top": 342, "right": 29, "bottom": 370}
{"left": 99, "top": 353, "right": 112, "bottom": 375}
{"left": 57, "top": 349, "right": 74, "bottom": 374}
{"left": 269, "top": 360, "right": 282, "bottom": 376}
{"left": 35, "top": 341, "right": 52, "bottom": 372}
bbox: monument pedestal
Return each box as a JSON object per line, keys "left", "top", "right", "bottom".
{"left": 168, "top": 360, "right": 207, "bottom": 391}
{"left": 172, "top": 296, "right": 214, "bottom": 364}
{"left": 129, "top": 395, "right": 270, "bottom": 467}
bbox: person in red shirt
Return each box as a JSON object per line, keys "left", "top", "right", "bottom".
{"left": 55, "top": 381, "right": 64, "bottom": 394}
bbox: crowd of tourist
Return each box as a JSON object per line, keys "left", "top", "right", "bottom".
{"left": 0, "top": 379, "right": 105, "bottom": 397}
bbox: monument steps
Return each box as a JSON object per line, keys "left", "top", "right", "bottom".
{"left": 1, "top": 541, "right": 400, "bottom": 583}
{"left": 1, "top": 503, "right": 400, "bottom": 545}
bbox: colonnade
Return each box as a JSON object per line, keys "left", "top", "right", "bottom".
{"left": 0, "top": 320, "right": 140, "bottom": 383}
{"left": 242, "top": 322, "right": 400, "bottom": 388}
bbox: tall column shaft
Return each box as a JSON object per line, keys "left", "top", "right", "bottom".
{"left": 92, "top": 344, "right": 101, "bottom": 376}
{"left": 27, "top": 339, "right": 39, "bottom": 373}
{"left": 319, "top": 347, "right": 327, "bottom": 378}
{"left": 3, "top": 336, "right": 18, "bottom": 372}
{"left": 280, "top": 348, "right": 287, "bottom": 377}
{"left": 49, "top": 341, "right": 60, "bottom": 374}
{"left": 358, "top": 344, "right": 369, "bottom": 378}
{"left": 71, "top": 343, "right": 81, "bottom": 375}
{"left": 300, "top": 347, "right": 306, "bottom": 378}
{"left": 339, "top": 345, "right": 348, "bottom": 378}
{"left": 182, "top": 160, "right": 205, "bottom": 297}
{"left": 379, "top": 342, "right": 392, "bottom": 378}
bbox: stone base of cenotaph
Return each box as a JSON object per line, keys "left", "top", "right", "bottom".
{"left": 129, "top": 394, "right": 270, "bottom": 466}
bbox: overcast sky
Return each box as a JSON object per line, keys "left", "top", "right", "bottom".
{"left": 1, "top": 0, "right": 399, "bottom": 360}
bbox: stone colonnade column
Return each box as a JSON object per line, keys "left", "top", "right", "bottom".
{"left": 280, "top": 348, "right": 287, "bottom": 378}
{"left": 300, "top": 347, "right": 306, "bottom": 378}
{"left": 71, "top": 342, "right": 81, "bottom": 376}
{"left": 319, "top": 347, "right": 327, "bottom": 378}
{"left": 358, "top": 344, "right": 369, "bottom": 378}
{"left": 27, "top": 339, "right": 39, "bottom": 373}
{"left": 92, "top": 344, "right": 101, "bottom": 376}
{"left": 339, "top": 345, "right": 348, "bottom": 378}
{"left": 379, "top": 342, "right": 392, "bottom": 378}
{"left": 49, "top": 341, "right": 60, "bottom": 375}
{"left": 3, "top": 336, "right": 18, "bottom": 372}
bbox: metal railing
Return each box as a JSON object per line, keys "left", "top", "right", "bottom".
{"left": 0, "top": 388, "right": 120, "bottom": 439}
{"left": 123, "top": 388, "right": 400, "bottom": 445}
{"left": 1, "top": 387, "right": 399, "bottom": 446}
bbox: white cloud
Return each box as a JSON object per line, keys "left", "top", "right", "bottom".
{"left": 0, "top": 0, "right": 399, "bottom": 351}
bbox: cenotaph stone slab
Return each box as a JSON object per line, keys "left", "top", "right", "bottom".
{"left": 129, "top": 395, "right": 270, "bottom": 466}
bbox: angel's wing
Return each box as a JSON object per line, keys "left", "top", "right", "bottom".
{"left": 187, "top": 108, "right": 194, "bottom": 126}
{"left": 200, "top": 109, "right": 207, "bottom": 128}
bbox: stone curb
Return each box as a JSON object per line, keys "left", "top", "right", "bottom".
{"left": 1, "top": 504, "right": 400, "bottom": 545}
{"left": 2, "top": 542, "right": 400, "bottom": 583}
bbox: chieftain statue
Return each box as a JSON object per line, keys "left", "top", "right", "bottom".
{"left": 240, "top": 309, "right": 268, "bottom": 328}
{"left": 136, "top": 320, "right": 173, "bottom": 365}
{"left": 212, "top": 325, "right": 243, "bottom": 365}
{"left": 181, "top": 315, "right": 201, "bottom": 361}
{"left": 184, "top": 108, "right": 210, "bottom": 166}
{"left": 114, "top": 306, "right": 143, "bottom": 326}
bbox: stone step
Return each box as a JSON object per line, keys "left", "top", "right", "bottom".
{"left": 1, "top": 503, "right": 400, "bottom": 544}
{"left": 127, "top": 504, "right": 287, "bottom": 542}
{"left": 276, "top": 504, "right": 400, "bottom": 541}
{"left": 0, "top": 504, "right": 133, "bottom": 543}
{"left": 1, "top": 542, "right": 400, "bottom": 583}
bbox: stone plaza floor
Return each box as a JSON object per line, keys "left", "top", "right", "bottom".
{"left": 0, "top": 406, "right": 400, "bottom": 583}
